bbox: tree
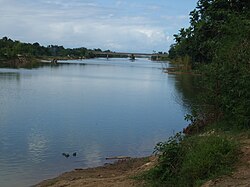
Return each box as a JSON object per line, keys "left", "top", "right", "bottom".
{"left": 169, "top": 0, "right": 250, "bottom": 128}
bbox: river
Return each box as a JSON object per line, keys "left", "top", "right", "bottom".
{"left": 0, "top": 58, "right": 195, "bottom": 187}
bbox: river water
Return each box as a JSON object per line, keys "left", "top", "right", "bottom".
{"left": 0, "top": 58, "right": 193, "bottom": 187}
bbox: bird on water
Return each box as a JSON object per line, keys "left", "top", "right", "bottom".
{"left": 62, "top": 153, "right": 70, "bottom": 158}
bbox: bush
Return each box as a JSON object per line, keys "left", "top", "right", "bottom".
{"left": 143, "top": 133, "right": 239, "bottom": 186}
{"left": 180, "top": 135, "right": 238, "bottom": 186}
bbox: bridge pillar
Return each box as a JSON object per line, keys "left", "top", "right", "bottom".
{"left": 130, "top": 54, "right": 135, "bottom": 60}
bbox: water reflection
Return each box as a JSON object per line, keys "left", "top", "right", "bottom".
{"left": 0, "top": 58, "right": 197, "bottom": 187}
{"left": 172, "top": 74, "right": 201, "bottom": 111}
{"left": 28, "top": 128, "right": 49, "bottom": 163}
{"left": 82, "top": 142, "right": 102, "bottom": 167}
{"left": 0, "top": 72, "right": 20, "bottom": 81}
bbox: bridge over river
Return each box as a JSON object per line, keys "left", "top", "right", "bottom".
{"left": 92, "top": 51, "right": 166, "bottom": 60}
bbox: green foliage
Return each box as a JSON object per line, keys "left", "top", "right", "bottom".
{"left": 153, "top": 132, "right": 185, "bottom": 183}
{"left": 0, "top": 37, "right": 53, "bottom": 58}
{"left": 0, "top": 37, "right": 102, "bottom": 61}
{"left": 171, "top": 55, "right": 192, "bottom": 71}
{"left": 168, "top": 0, "right": 250, "bottom": 129}
{"left": 145, "top": 2, "right": 248, "bottom": 185}
{"left": 199, "top": 21, "right": 250, "bottom": 127}
{"left": 180, "top": 135, "right": 238, "bottom": 186}
{"left": 143, "top": 133, "right": 239, "bottom": 186}
{"left": 169, "top": 0, "right": 249, "bottom": 65}
{"left": 145, "top": 0, "right": 250, "bottom": 186}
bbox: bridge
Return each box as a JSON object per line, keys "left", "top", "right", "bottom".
{"left": 91, "top": 51, "right": 166, "bottom": 60}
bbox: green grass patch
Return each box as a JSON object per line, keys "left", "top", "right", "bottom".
{"left": 140, "top": 132, "right": 239, "bottom": 187}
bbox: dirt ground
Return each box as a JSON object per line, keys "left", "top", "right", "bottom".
{"left": 35, "top": 157, "right": 156, "bottom": 187}
{"left": 35, "top": 137, "right": 250, "bottom": 187}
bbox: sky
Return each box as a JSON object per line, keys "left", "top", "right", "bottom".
{"left": 0, "top": 0, "right": 198, "bottom": 53}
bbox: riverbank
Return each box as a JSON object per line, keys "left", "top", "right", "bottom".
{"left": 34, "top": 131, "right": 250, "bottom": 187}
{"left": 0, "top": 56, "right": 81, "bottom": 68}
{"left": 35, "top": 157, "right": 156, "bottom": 187}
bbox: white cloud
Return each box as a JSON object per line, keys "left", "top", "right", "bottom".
{"left": 0, "top": 0, "right": 194, "bottom": 52}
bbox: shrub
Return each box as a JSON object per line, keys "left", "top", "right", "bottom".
{"left": 180, "top": 135, "right": 238, "bottom": 186}
{"left": 144, "top": 133, "right": 239, "bottom": 186}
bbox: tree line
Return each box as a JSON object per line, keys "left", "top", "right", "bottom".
{"left": 0, "top": 37, "right": 110, "bottom": 59}
{"left": 142, "top": 1, "right": 249, "bottom": 186}
{"left": 169, "top": 0, "right": 249, "bottom": 129}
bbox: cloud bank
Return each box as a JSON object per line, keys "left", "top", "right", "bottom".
{"left": 0, "top": 0, "right": 197, "bottom": 52}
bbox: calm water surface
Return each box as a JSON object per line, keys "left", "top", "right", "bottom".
{"left": 0, "top": 58, "right": 191, "bottom": 187}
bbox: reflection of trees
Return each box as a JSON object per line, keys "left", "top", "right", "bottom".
{"left": 173, "top": 74, "right": 201, "bottom": 112}
{"left": 0, "top": 72, "right": 20, "bottom": 82}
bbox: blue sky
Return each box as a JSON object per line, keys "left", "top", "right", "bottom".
{"left": 0, "top": 0, "right": 198, "bottom": 52}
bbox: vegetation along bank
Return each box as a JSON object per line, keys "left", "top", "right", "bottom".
{"left": 0, "top": 37, "right": 119, "bottom": 68}
{"left": 142, "top": 0, "right": 249, "bottom": 186}
{"left": 2, "top": 0, "right": 250, "bottom": 186}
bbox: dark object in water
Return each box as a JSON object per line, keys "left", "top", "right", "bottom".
{"left": 72, "top": 152, "right": 77, "bottom": 157}
{"left": 62, "top": 153, "right": 70, "bottom": 158}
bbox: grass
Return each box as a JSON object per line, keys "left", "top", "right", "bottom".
{"left": 180, "top": 135, "right": 238, "bottom": 186}
{"left": 138, "top": 130, "right": 240, "bottom": 187}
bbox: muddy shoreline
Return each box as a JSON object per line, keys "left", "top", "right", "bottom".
{"left": 34, "top": 136, "right": 250, "bottom": 187}
{"left": 34, "top": 157, "right": 156, "bottom": 187}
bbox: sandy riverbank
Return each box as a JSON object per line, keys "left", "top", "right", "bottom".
{"left": 34, "top": 136, "right": 250, "bottom": 187}
{"left": 34, "top": 157, "right": 156, "bottom": 187}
